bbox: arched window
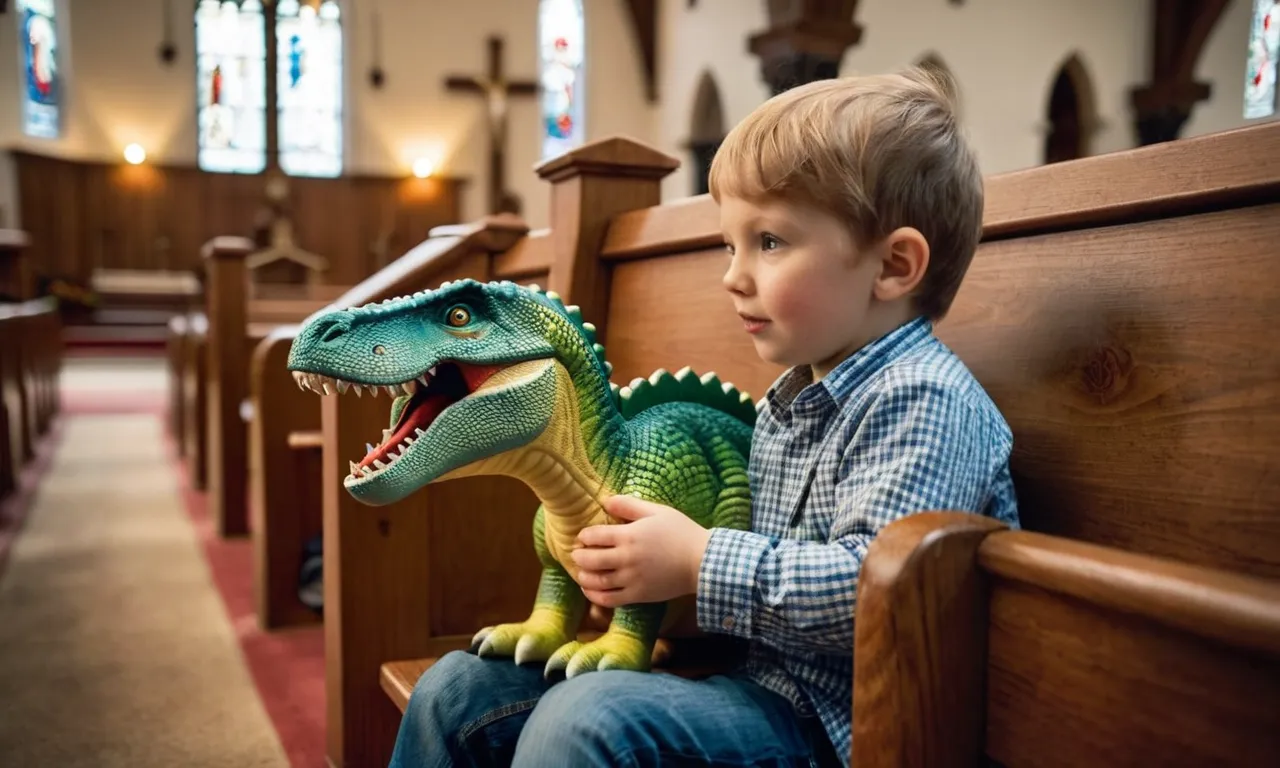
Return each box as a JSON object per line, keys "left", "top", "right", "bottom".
{"left": 538, "top": 0, "right": 586, "bottom": 160}
{"left": 1043, "top": 54, "right": 1096, "bottom": 164}
{"left": 194, "top": 0, "right": 344, "bottom": 176}
{"left": 1244, "top": 0, "right": 1280, "bottom": 119}
{"left": 196, "top": 0, "right": 267, "bottom": 173}
{"left": 276, "top": 0, "right": 344, "bottom": 177}
{"left": 16, "top": 0, "right": 62, "bottom": 139}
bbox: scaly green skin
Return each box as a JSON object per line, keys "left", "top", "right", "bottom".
{"left": 287, "top": 279, "right": 755, "bottom": 678}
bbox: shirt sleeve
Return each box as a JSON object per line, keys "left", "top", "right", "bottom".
{"left": 695, "top": 380, "right": 1000, "bottom": 655}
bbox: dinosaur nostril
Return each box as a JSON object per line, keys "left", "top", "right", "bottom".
{"left": 316, "top": 318, "right": 347, "bottom": 344}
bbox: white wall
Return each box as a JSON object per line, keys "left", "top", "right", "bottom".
{"left": 0, "top": 0, "right": 656, "bottom": 229}
{"left": 2, "top": 0, "right": 1274, "bottom": 232}
{"left": 655, "top": 0, "right": 1274, "bottom": 202}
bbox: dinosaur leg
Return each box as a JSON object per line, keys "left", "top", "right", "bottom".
{"left": 545, "top": 601, "right": 666, "bottom": 679}
{"left": 470, "top": 506, "right": 586, "bottom": 665}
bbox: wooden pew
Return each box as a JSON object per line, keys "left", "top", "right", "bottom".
{"left": 0, "top": 230, "right": 61, "bottom": 496}
{"left": 0, "top": 298, "right": 61, "bottom": 497}
{"left": 200, "top": 237, "right": 352, "bottom": 536}
{"left": 248, "top": 214, "right": 551, "bottom": 630}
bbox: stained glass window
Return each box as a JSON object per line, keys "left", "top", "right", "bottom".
{"left": 195, "top": 0, "right": 267, "bottom": 174}
{"left": 1244, "top": 0, "right": 1280, "bottom": 119}
{"left": 17, "top": 0, "right": 61, "bottom": 139}
{"left": 276, "top": 0, "right": 344, "bottom": 177}
{"left": 538, "top": 0, "right": 586, "bottom": 160}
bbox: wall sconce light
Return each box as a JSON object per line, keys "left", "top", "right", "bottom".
{"left": 412, "top": 157, "right": 435, "bottom": 179}
{"left": 124, "top": 143, "right": 147, "bottom": 165}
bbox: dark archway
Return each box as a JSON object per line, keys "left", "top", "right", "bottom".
{"left": 688, "top": 70, "right": 726, "bottom": 196}
{"left": 1044, "top": 53, "right": 1097, "bottom": 164}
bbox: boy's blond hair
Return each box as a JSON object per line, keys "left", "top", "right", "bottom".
{"left": 709, "top": 65, "right": 982, "bottom": 320}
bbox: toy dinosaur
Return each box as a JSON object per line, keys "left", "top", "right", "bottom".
{"left": 286, "top": 279, "right": 756, "bottom": 678}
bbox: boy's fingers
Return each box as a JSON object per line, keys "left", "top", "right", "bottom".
{"left": 577, "top": 524, "right": 618, "bottom": 547}
{"left": 575, "top": 568, "right": 617, "bottom": 590}
{"left": 570, "top": 547, "right": 618, "bottom": 571}
{"left": 605, "top": 495, "right": 662, "bottom": 521}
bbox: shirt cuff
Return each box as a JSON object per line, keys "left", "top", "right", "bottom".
{"left": 695, "top": 527, "right": 769, "bottom": 639}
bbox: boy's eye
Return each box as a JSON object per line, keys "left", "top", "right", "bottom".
{"left": 724, "top": 242, "right": 736, "bottom": 256}
{"left": 761, "top": 233, "right": 781, "bottom": 251}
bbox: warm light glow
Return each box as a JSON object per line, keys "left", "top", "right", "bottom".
{"left": 412, "top": 157, "right": 436, "bottom": 179}
{"left": 124, "top": 143, "right": 147, "bottom": 165}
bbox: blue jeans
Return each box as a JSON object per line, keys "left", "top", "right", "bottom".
{"left": 388, "top": 650, "right": 840, "bottom": 767}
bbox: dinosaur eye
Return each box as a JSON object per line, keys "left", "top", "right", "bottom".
{"left": 446, "top": 306, "right": 471, "bottom": 327}
{"left": 373, "top": 345, "right": 386, "bottom": 355}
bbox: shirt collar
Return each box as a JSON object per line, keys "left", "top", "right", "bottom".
{"left": 764, "top": 315, "right": 933, "bottom": 421}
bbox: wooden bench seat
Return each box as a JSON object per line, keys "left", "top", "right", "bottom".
{"left": 315, "top": 126, "right": 1280, "bottom": 767}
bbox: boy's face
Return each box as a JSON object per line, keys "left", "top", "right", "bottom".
{"left": 719, "top": 194, "right": 888, "bottom": 380}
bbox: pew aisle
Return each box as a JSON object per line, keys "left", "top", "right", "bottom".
{"left": 0, "top": 354, "right": 320, "bottom": 767}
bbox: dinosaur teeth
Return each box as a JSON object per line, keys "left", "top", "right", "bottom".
{"left": 401, "top": 380, "right": 418, "bottom": 396}
{"left": 384, "top": 385, "right": 399, "bottom": 398}
{"left": 366, "top": 442, "right": 376, "bottom": 455}
{"left": 417, "top": 374, "right": 430, "bottom": 387}
{"left": 335, "top": 380, "right": 349, "bottom": 394}
{"left": 349, "top": 461, "right": 359, "bottom": 475}
{"left": 372, "top": 459, "right": 387, "bottom": 469}
{"left": 352, "top": 385, "right": 363, "bottom": 397}
{"left": 414, "top": 428, "right": 426, "bottom": 437}
{"left": 382, "top": 429, "right": 393, "bottom": 442}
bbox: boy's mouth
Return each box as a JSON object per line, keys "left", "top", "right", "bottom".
{"left": 739, "top": 313, "right": 770, "bottom": 334}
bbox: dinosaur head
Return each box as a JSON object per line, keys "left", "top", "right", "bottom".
{"left": 286, "top": 279, "right": 599, "bottom": 506}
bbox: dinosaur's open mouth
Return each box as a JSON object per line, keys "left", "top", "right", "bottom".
{"left": 291, "top": 358, "right": 553, "bottom": 482}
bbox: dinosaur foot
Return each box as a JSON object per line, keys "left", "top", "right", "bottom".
{"left": 470, "top": 620, "right": 572, "bottom": 666}
{"left": 544, "top": 631, "right": 652, "bottom": 679}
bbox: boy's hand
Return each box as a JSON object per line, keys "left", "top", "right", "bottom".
{"left": 571, "top": 495, "right": 712, "bottom": 608}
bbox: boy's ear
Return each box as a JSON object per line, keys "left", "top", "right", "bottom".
{"left": 874, "top": 227, "right": 929, "bottom": 302}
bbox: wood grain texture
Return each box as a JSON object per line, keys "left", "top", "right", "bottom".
{"left": 851, "top": 512, "right": 1007, "bottom": 768}
{"left": 984, "top": 574, "right": 1280, "bottom": 767}
{"left": 937, "top": 203, "right": 1280, "bottom": 578}
{"left": 11, "top": 151, "right": 465, "bottom": 288}
{"left": 492, "top": 229, "right": 553, "bottom": 280}
{"left": 979, "top": 531, "right": 1280, "bottom": 658}
{"left": 605, "top": 249, "right": 783, "bottom": 401}
{"left": 982, "top": 121, "right": 1280, "bottom": 237}
{"left": 0, "top": 229, "right": 33, "bottom": 299}
{"left": 250, "top": 328, "right": 323, "bottom": 630}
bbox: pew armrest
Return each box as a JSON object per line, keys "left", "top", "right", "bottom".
{"left": 850, "top": 511, "right": 1006, "bottom": 767}
{"left": 286, "top": 430, "right": 324, "bottom": 451}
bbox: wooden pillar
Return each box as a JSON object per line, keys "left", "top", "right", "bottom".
{"left": 1129, "top": 0, "right": 1229, "bottom": 145}
{"left": 747, "top": 0, "right": 863, "bottom": 96}
{"left": 0, "top": 229, "right": 33, "bottom": 301}
{"left": 203, "top": 236, "right": 254, "bottom": 537}
{"left": 539, "top": 137, "right": 679, "bottom": 340}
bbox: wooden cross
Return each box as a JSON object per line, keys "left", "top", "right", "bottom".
{"left": 445, "top": 36, "right": 538, "bottom": 215}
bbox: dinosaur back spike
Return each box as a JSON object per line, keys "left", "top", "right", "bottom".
{"left": 614, "top": 366, "right": 756, "bottom": 425}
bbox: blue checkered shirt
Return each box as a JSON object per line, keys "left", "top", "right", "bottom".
{"left": 696, "top": 316, "right": 1020, "bottom": 765}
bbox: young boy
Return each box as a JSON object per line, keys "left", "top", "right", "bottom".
{"left": 389, "top": 65, "right": 1019, "bottom": 768}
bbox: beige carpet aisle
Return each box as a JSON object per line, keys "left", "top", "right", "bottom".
{"left": 0, "top": 411, "right": 288, "bottom": 767}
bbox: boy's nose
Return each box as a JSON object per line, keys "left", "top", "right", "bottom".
{"left": 722, "top": 255, "right": 752, "bottom": 295}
